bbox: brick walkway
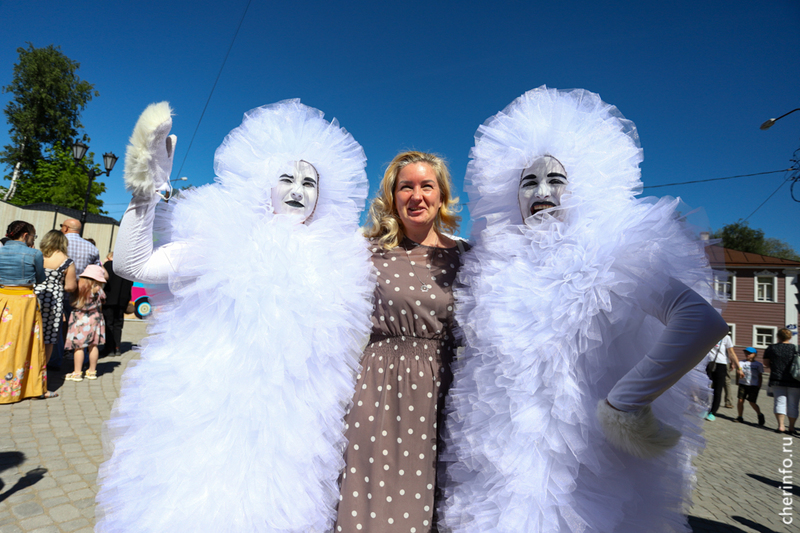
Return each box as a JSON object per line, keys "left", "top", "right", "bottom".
{"left": 1, "top": 323, "right": 797, "bottom": 532}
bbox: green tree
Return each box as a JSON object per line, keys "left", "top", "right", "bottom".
{"left": 12, "top": 144, "right": 106, "bottom": 214}
{"left": 712, "top": 221, "right": 800, "bottom": 261}
{"left": 1, "top": 43, "right": 100, "bottom": 205}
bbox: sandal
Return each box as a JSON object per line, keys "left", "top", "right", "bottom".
{"left": 36, "top": 391, "right": 58, "bottom": 399}
{"left": 65, "top": 371, "right": 83, "bottom": 382}
{"left": 85, "top": 370, "right": 98, "bottom": 380}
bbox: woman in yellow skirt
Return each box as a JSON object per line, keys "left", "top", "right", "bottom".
{"left": 0, "top": 221, "right": 47, "bottom": 403}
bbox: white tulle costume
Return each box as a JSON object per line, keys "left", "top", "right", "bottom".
{"left": 95, "top": 100, "right": 375, "bottom": 532}
{"left": 440, "top": 87, "right": 727, "bottom": 532}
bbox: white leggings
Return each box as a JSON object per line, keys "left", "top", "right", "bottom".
{"left": 772, "top": 386, "right": 800, "bottom": 418}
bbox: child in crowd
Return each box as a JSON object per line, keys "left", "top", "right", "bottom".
{"left": 65, "top": 265, "right": 106, "bottom": 382}
{"left": 736, "top": 346, "right": 765, "bottom": 426}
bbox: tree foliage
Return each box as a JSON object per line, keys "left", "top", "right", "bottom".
{"left": 1, "top": 43, "right": 99, "bottom": 205}
{"left": 11, "top": 144, "right": 106, "bottom": 214}
{"left": 712, "top": 221, "right": 800, "bottom": 261}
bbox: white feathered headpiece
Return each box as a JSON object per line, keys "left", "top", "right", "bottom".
{"left": 467, "top": 86, "right": 643, "bottom": 229}
{"left": 213, "top": 99, "right": 368, "bottom": 227}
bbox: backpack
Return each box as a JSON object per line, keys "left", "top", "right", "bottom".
{"left": 791, "top": 344, "right": 800, "bottom": 381}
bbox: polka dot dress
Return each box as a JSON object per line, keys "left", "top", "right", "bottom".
{"left": 34, "top": 258, "right": 73, "bottom": 344}
{"left": 336, "top": 238, "right": 465, "bottom": 532}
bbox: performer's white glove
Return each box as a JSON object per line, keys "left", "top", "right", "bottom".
{"left": 123, "top": 102, "right": 176, "bottom": 199}
{"left": 597, "top": 279, "right": 727, "bottom": 458}
{"left": 115, "top": 102, "right": 184, "bottom": 285}
{"left": 596, "top": 400, "right": 681, "bottom": 459}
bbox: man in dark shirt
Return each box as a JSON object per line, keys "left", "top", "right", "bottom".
{"left": 101, "top": 253, "right": 133, "bottom": 357}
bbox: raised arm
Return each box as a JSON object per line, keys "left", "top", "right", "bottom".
{"left": 598, "top": 278, "right": 728, "bottom": 458}
{"left": 113, "top": 102, "right": 186, "bottom": 285}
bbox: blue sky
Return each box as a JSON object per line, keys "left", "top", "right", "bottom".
{"left": 1, "top": 0, "right": 799, "bottom": 251}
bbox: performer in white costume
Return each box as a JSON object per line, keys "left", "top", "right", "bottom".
{"left": 441, "top": 87, "right": 728, "bottom": 532}
{"left": 95, "top": 100, "right": 375, "bottom": 532}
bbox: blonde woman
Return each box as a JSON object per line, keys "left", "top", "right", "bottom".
{"left": 336, "top": 151, "right": 467, "bottom": 532}
{"left": 35, "top": 230, "right": 77, "bottom": 366}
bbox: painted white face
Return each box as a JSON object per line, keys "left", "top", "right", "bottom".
{"left": 270, "top": 160, "right": 319, "bottom": 222}
{"left": 518, "top": 156, "right": 568, "bottom": 225}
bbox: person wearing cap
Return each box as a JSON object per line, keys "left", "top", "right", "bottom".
{"left": 64, "top": 265, "right": 106, "bottom": 382}
{"left": 735, "top": 347, "right": 765, "bottom": 425}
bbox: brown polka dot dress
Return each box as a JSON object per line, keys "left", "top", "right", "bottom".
{"left": 335, "top": 238, "right": 465, "bottom": 532}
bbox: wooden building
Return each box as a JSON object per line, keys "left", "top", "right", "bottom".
{"left": 708, "top": 246, "right": 800, "bottom": 361}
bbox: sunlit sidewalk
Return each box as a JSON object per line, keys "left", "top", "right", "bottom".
{"left": 0, "top": 322, "right": 795, "bottom": 532}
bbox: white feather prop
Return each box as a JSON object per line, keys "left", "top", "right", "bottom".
{"left": 123, "top": 102, "right": 173, "bottom": 198}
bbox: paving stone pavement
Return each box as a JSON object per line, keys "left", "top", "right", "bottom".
{"left": 1, "top": 322, "right": 797, "bottom": 532}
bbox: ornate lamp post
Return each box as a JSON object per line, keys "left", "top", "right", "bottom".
{"left": 71, "top": 140, "right": 118, "bottom": 236}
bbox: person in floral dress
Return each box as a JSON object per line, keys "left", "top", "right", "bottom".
{"left": 64, "top": 265, "right": 106, "bottom": 382}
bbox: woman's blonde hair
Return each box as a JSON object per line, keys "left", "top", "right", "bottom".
{"left": 73, "top": 278, "right": 104, "bottom": 310}
{"left": 364, "top": 151, "right": 460, "bottom": 249}
{"left": 39, "top": 230, "right": 68, "bottom": 257}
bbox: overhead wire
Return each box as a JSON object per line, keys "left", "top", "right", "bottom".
{"left": 174, "top": 0, "right": 253, "bottom": 179}
{"left": 642, "top": 168, "right": 793, "bottom": 189}
{"left": 744, "top": 174, "right": 793, "bottom": 222}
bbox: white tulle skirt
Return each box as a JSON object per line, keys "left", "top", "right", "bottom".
{"left": 95, "top": 187, "right": 374, "bottom": 532}
{"left": 441, "top": 196, "right": 713, "bottom": 533}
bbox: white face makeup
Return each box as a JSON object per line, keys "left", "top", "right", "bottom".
{"left": 518, "top": 156, "right": 568, "bottom": 225}
{"left": 270, "top": 160, "right": 319, "bottom": 222}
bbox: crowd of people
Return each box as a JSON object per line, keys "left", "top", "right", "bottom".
{"left": 0, "top": 218, "right": 133, "bottom": 403}
{"left": 703, "top": 329, "right": 800, "bottom": 434}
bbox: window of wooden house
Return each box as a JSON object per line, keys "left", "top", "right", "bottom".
{"left": 754, "top": 273, "right": 777, "bottom": 302}
{"left": 714, "top": 272, "right": 735, "bottom": 301}
{"left": 753, "top": 326, "right": 776, "bottom": 348}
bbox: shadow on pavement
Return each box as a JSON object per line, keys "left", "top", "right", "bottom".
{"left": 689, "top": 516, "right": 750, "bottom": 532}
{"left": 96, "top": 360, "right": 121, "bottom": 378}
{"left": 732, "top": 516, "right": 782, "bottom": 533}
{"left": 47, "top": 368, "right": 66, "bottom": 393}
{"left": 0, "top": 466, "right": 47, "bottom": 502}
{"left": 709, "top": 413, "right": 779, "bottom": 435}
{"left": 689, "top": 515, "right": 750, "bottom": 532}
{"left": 747, "top": 473, "right": 799, "bottom": 496}
{"left": 0, "top": 451, "right": 25, "bottom": 475}
{"left": 98, "top": 342, "right": 137, "bottom": 360}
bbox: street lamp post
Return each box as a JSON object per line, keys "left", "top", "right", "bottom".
{"left": 71, "top": 140, "right": 118, "bottom": 236}
{"left": 760, "top": 107, "right": 800, "bottom": 203}
{"left": 760, "top": 108, "right": 800, "bottom": 130}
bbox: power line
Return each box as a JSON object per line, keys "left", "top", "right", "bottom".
{"left": 744, "top": 176, "right": 792, "bottom": 222}
{"left": 174, "top": 0, "right": 253, "bottom": 179}
{"left": 642, "top": 168, "right": 793, "bottom": 189}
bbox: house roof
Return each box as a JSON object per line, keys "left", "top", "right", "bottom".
{"left": 708, "top": 245, "right": 800, "bottom": 268}
{"left": 16, "top": 202, "right": 119, "bottom": 225}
